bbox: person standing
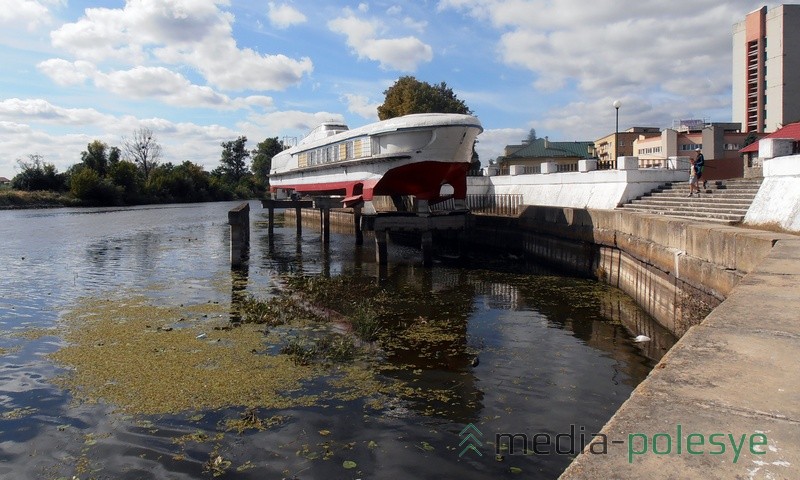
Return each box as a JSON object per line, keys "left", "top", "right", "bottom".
{"left": 688, "top": 158, "right": 699, "bottom": 197}
{"left": 695, "top": 148, "right": 706, "bottom": 190}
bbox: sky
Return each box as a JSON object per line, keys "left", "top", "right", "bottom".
{"left": 0, "top": 0, "right": 782, "bottom": 180}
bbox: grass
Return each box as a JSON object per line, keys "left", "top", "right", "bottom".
{"left": 0, "top": 189, "right": 79, "bottom": 209}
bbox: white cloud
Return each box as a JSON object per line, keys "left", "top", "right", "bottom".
{"left": 342, "top": 94, "right": 379, "bottom": 120}
{"left": 475, "top": 127, "right": 527, "bottom": 163}
{"left": 36, "top": 60, "right": 276, "bottom": 111}
{"left": 402, "top": 17, "right": 428, "bottom": 33}
{"left": 36, "top": 58, "right": 95, "bottom": 86}
{"left": 0, "top": 98, "right": 113, "bottom": 125}
{"left": 0, "top": 106, "right": 245, "bottom": 176}
{"left": 48, "top": 0, "right": 313, "bottom": 91}
{"left": 0, "top": 0, "right": 58, "bottom": 31}
{"left": 245, "top": 110, "right": 346, "bottom": 138}
{"left": 267, "top": 2, "right": 307, "bottom": 29}
{"left": 438, "top": 0, "right": 758, "bottom": 140}
{"left": 328, "top": 11, "right": 433, "bottom": 71}
{"left": 387, "top": 5, "right": 402, "bottom": 15}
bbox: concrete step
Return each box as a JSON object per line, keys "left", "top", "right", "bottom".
{"left": 655, "top": 184, "right": 760, "bottom": 193}
{"left": 623, "top": 209, "right": 744, "bottom": 223}
{"left": 622, "top": 201, "right": 749, "bottom": 212}
{"left": 618, "top": 178, "right": 761, "bottom": 224}
{"left": 638, "top": 195, "right": 756, "bottom": 204}
{"left": 621, "top": 205, "right": 749, "bottom": 216}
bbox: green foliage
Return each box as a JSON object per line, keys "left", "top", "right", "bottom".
{"left": 9, "top": 132, "right": 280, "bottom": 208}
{"left": 251, "top": 137, "right": 285, "bottom": 187}
{"left": 81, "top": 140, "right": 110, "bottom": 177}
{"left": 12, "top": 155, "right": 67, "bottom": 192}
{"left": 108, "top": 160, "right": 141, "bottom": 202}
{"left": 69, "top": 168, "right": 122, "bottom": 203}
{"left": 377, "top": 76, "right": 472, "bottom": 120}
{"left": 219, "top": 136, "right": 250, "bottom": 183}
{"left": 743, "top": 132, "right": 758, "bottom": 147}
{"left": 145, "top": 161, "right": 226, "bottom": 203}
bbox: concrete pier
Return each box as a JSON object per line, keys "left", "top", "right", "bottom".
{"left": 364, "top": 212, "right": 469, "bottom": 267}
{"left": 262, "top": 198, "right": 313, "bottom": 238}
{"left": 227, "top": 202, "right": 250, "bottom": 267}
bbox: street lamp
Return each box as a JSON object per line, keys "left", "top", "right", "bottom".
{"left": 613, "top": 100, "right": 621, "bottom": 164}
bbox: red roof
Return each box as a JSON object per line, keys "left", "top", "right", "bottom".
{"left": 740, "top": 122, "right": 800, "bottom": 153}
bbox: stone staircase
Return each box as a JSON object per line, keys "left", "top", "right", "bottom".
{"left": 619, "top": 178, "right": 763, "bottom": 224}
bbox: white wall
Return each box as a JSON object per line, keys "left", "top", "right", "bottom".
{"left": 468, "top": 168, "right": 687, "bottom": 210}
{"left": 744, "top": 154, "right": 800, "bottom": 231}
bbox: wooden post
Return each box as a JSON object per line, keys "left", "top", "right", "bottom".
{"left": 375, "top": 229, "right": 388, "bottom": 265}
{"left": 421, "top": 230, "right": 433, "bottom": 267}
{"left": 295, "top": 206, "right": 303, "bottom": 236}
{"left": 228, "top": 202, "right": 250, "bottom": 268}
{"left": 353, "top": 205, "right": 363, "bottom": 246}
{"left": 268, "top": 205, "right": 275, "bottom": 238}
{"left": 321, "top": 207, "right": 331, "bottom": 245}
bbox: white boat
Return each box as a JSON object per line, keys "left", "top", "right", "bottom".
{"left": 269, "top": 113, "right": 483, "bottom": 211}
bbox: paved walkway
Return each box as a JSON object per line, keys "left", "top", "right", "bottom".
{"left": 560, "top": 236, "right": 800, "bottom": 479}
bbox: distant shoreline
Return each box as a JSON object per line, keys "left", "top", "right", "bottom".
{"left": 0, "top": 190, "right": 80, "bottom": 210}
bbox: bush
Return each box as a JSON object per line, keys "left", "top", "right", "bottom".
{"left": 12, "top": 156, "right": 67, "bottom": 191}
{"left": 70, "top": 168, "right": 122, "bottom": 203}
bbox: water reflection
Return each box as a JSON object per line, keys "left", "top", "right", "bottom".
{"left": 0, "top": 202, "right": 675, "bottom": 479}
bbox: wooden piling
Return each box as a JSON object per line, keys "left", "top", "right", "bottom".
{"left": 228, "top": 202, "right": 250, "bottom": 267}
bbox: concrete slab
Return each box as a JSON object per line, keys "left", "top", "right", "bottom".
{"left": 639, "top": 324, "right": 800, "bottom": 418}
{"left": 561, "top": 389, "right": 800, "bottom": 480}
{"left": 560, "top": 218, "right": 800, "bottom": 480}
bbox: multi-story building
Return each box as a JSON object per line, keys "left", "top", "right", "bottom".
{"left": 732, "top": 4, "right": 800, "bottom": 133}
{"left": 594, "top": 127, "right": 660, "bottom": 167}
{"left": 632, "top": 121, "right": 753, "bottom": 180}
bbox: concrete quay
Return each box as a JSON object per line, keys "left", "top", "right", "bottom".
{"left": 558, "top": 224, "right": 800, "bottom": 478}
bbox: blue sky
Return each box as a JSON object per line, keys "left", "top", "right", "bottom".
{"left": 0, "top": 0, "right": 779, "bottom": 179}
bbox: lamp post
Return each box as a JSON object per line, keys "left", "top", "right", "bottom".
{"left": 613, "top": 100, "right": 621, "bottom": 165}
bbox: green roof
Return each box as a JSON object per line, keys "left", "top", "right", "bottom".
{"left": 504, "top": 138, "right": 593, "bottom": 159}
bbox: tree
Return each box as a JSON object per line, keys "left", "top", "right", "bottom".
{"left": 218, "top": 136, "right": 250, "bottom": 183}
{"left": 122, "top": 127, "right": 162, "bottom": 179}
{"left": 251, "top": 137, "right": 286, "bottom": 186}
{"left": 377, "top": 76, "right": 472, "bottom": 120}
{"left": 81, "top": 140, "right": 110, "bottom": 177}
{"left": 526, "top": 129, "right": 537, "bottom": 143}
{"left": 12, "top": 154, "right": 66, "bottom": 191}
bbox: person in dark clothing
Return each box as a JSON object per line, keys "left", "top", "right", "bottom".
{"left": 695, "top": 148, "right": 706, "bottom": 190}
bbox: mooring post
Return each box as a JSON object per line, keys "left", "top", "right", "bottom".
{"left": 421, "top": 230, "right": 433, "bottom": 267}
{"left": 321, "top": 207, "right": 331, "bottom": 245}
{"left": 375, "top": 229, "right": 388, "bottom": 265}
{"left": 228, "top": 202, "right": 250, "bottom": 268}
{"left": 268, "top": 205, "right": 275, "bottom": 238}
{"left": 353, "top": 205, "right": 363, "bottom": 246}
{"left": 295, "top": 205, "right": 303, "bottom": 236}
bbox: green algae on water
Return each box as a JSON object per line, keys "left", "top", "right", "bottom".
{"left": 50, "top": 296, "right": 323, "bottom": 415}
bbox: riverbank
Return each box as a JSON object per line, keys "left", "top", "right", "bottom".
{"left": 0, "top": 189, "right": 259, "bottom": 210}
{"left": 0, "top": 190, "right": 80, "bottom": 209}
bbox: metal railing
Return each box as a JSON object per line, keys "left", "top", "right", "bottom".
{"left": 432, "top": 194, "right": 524, "bottom": 216}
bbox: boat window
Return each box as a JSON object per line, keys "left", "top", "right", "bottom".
{"left": 346, "top": 141, "right": 353, "bottom": 159}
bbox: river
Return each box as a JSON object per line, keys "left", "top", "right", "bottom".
{"left": 0, "top": 200, "right": 674, "bottom": 479}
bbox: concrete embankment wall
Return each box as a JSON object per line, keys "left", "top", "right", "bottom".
{"left": 467, "top": 207, "right": 788, "bottom": 337}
